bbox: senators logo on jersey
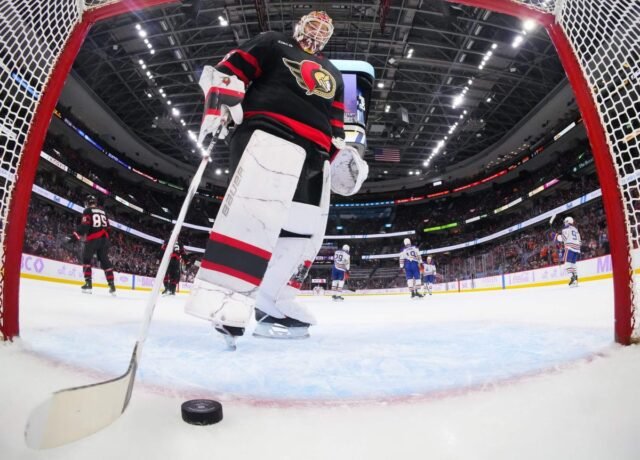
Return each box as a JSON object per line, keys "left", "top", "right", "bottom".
{"left": 282, "top": 58, "right": 336, "bottom": 99}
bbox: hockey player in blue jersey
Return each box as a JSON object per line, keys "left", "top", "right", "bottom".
{"left": 400, "top": 238, "right": 424, "bottom": 298}
{"left": 557, "top": 216, "right": 581, "bottom": 287}
{"left": 331, "top": 244, "right": 350, "bottom": 301}
{"left": 422, "top": 256, "right": 436, "bottom": 296}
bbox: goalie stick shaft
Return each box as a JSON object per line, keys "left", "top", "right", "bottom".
{"left": 25, "top": 141, "right": 216, "bottom": 450}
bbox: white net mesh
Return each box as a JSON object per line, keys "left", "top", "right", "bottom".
{"left": 0, "top": 0, "right": 122, "bottom": 339}
{"left": 554, "top": 0, "right": 640, "bottom": 339}
{"left": 0, "top": 0, "right": 81, "bottom": 339}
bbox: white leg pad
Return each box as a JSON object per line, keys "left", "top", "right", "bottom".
{"left": 184, "top": 279, "right": 252, "bottom": 330}
{"left": 254, "top": 161, "right": 331, "bottom": 326}
{"left": 185, "top": 130, "right": 306, "bottom": 325}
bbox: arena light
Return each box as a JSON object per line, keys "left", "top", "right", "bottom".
{"left": 385, "top": 105, "right": 390, "bottom": 112}
{"left": 138, "top": 59, "right": 144, "bottom": 66}
{"left": 135, "top": 24, "right": 141, "bottom": 31}
{"left": 150, "top": 49, "right": 155, "bottom": 55}
{"left": 491, "top": 43, "right": 498, "bottom": 50}
{"left": 377, "top": 82, "right": 384, "bottom": 88}
{"left": 138, "top": 29, "right": 147, "bottom": 38}
{"left": 215, "top": 168, "right": 222, "bottom": 175}
{"left": 218, "top": 16, "right": 228, "bottom": 26}
{"left": 172, "top": 108, "right": 180, "bottom": 116}
{"left": 433, "top": 180, "right": 442, "bottom": 186}
{"left": 523, "top": 19, "right": 537, "bottom": 31}
{"left": 512, "top": 35, "right": 524, "bottom": 48}
{"left": 452, "top": 94, "right": 464, "bottom": 108}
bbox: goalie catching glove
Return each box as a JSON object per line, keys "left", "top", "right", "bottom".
{"left": 330, "top": 145, "right": 369, "bottom": 196}
{"left": 198, "top": 66, "right": 245, "bottom": 143}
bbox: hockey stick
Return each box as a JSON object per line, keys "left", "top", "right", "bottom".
{"left": 25, "top": 140, "right": 217, "bottom": 449}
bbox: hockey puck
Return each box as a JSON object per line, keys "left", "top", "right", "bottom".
{"left": 181, "top": 399, "right": 223, "bottom": 425}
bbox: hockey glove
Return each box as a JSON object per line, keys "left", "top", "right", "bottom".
{"left": 198, "top": 66, "right": 245, "bottom": 143}
{"left": 330, "top": 145, "right": 369, "bottom": 196}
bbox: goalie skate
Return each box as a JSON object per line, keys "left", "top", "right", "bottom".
{"left": 252, "top": 309, "right": 311, "bottom": 339}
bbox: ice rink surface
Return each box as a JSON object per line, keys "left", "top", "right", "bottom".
{"left": 2, "top": 278, "right": 640, "bottom": 459}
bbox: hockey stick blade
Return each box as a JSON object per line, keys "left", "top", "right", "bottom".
{"left": 549, "top": 214, "right": 556, "bottom": 226}
{"left": 25, "top": 344, "right": 139, "bottom": 449}
{"left": 24, "top": 134, "right": 218, "bottom": 449}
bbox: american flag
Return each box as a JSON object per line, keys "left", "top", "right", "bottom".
{"left": 373, "top": 147, "right": 401, "bottom": 162}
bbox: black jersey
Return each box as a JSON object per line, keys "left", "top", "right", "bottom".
{"left": 161, "top": 242, "right": 186, "bottom": 262}
{"left": 75, "top": 206, "right": 110, "bottom": 241}
{"left": 215, "top": 31, "right": 345, "bottom": 155}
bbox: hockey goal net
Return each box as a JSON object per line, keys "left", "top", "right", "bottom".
{"left": 0, "top": 0, "right": 174, "bottom": 341}
{"left": 1, "top": 0, "right": 639, "bottom": 344}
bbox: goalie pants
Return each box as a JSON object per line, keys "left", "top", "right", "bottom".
{"left": 229, "top": 117, "right": 328, "bottom": 207}
{"left": 82, "top": 237, "right": 114, "bottom": 284}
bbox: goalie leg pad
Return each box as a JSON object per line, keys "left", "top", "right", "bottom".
{"left": 255, "top": 161, "right": 331, "bottom": 325}
{"left": 185, "top": 130, "right": 306, "bottom": 328}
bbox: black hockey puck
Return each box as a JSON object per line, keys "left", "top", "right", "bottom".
{"left": 181, "top": 399, "right": 223, "bottom": 425}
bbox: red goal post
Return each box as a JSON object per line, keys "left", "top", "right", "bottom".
{"left": 1, "top": 0, "right": 638, "bottom": 345}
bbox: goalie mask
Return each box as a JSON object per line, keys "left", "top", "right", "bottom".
{"left": 293, "top": 11, "right": 334, "bottom": 54}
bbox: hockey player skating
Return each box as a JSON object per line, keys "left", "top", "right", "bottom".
{"left": 557, "top": 216, "right": 581, "bottom": 286}
{"left": 400, "top": 238, "right": 424, "bottom": 298}
{"left": 184, "top": 11, "right": 368, "bottom": 348}
{"left": 161, "top": 241, "right": 186, "bottom": 296}
{"left": 422, "top": 256, "right": 436, "bottom": 296}
{"left": 70, "top": 195, "right": 116, "bottom": 295}
{"left": 331, "top": 244, "right": 350, "bottom": 301}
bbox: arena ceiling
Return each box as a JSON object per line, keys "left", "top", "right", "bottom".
{"left": 71, "top": 0, "right": 567, "bottom": 188}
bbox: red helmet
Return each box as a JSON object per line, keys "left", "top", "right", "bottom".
{"left": 294, "top": 11, "right": 334, "bottom": 54}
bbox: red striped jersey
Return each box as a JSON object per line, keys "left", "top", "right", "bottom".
{"left": 77, "top": 207, "right": 109, "bottom": 241}
{"left": 215, "top": 31, "right": 345, "bottom": 154}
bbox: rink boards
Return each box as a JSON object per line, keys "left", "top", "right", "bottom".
{"left": 18, "top": 252, "right": 629, "bottom": 296}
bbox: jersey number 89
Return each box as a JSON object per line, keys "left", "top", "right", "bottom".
{"left": 92, "top": 214, "right": 108, "bottom": 228}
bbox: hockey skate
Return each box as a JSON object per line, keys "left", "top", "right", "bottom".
{"left": 108, "top": 283, "right": 116, "bottom": 296}
{"left": 80, "top": 280, "right": 92, "bottom": 294}
{"left": 569, "top": 274, "right": 579, "bottom": 287}
{"left": 415, "top": 291, "right": 424, "bottom": 298}
{"left": 252, "top": 308, "right": 311, "bottom": 339}
{"left": 332, "top": 294, "right": 344, "bottom": 301}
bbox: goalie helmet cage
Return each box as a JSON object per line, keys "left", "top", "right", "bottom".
{"left": 0, "top": 0, "right": 638, "bottom": 344}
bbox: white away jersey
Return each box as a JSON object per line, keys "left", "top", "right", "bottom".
{"left": 423, "top": 262, "right": 436, "bottom": 275}
{"left": 333, "top": 249, "right": 350, "bottom": 271}
{"left": 399, "top": 245, "right": 422, "bottom": 266}
{"left": 561, "top": 225, "right": 581, "bottom": 253}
